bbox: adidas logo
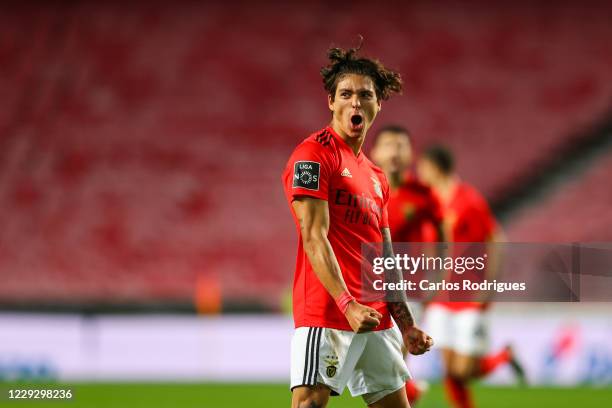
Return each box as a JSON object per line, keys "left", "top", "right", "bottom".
{"left": 341, "top": 168, "right": 352, "bottom": 178}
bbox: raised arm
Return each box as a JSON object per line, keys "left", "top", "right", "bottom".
{"left": 292, "top": 196, "right": 383, "bottom": 333}
{"left": 382, "top": 227, "right": 434, "bottom": 355}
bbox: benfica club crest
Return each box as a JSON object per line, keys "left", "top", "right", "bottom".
{"left": 324, "top": 355, "right": 339, "bottom": 378}
{"left": 326, "top": 365, "right": 336, "bottom": 378}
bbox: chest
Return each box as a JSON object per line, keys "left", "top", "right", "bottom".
{"left": 332, "top": 157, "right": 383, "bottom": 199}
{"left": 328, "top": 158, "right": 385, "bottom": 227}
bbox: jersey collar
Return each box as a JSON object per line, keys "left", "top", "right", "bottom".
{"left": 326, "top": 126, "right": 364, "bottom": 162}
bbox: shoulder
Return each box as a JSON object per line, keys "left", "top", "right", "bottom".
{"left": 458, "top": 182, "right": 490, "bottom": 210}
{"left": 402, "top": 174, "right": 433, "bottom": 196}
{"left": 460, "top": 182, "right": 483, "bottom": 200}
{"left": 364, "top": 155, "right": 387, "bottom": 182}
{"left": 290, "top": 128, "right": 340, "bottom": 162}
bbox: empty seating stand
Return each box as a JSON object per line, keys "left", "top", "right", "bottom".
{"left": 0, "top": 1, "right": 611, "bottom": 309}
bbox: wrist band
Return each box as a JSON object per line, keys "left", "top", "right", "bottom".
{"left": 335, "top": 291, "right": 355, "bottom": 314}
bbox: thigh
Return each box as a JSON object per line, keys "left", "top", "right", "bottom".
{"left": 366, "top": 386, "right": 410, "bottom": 408}
{"left": 291, "top": 384, "right": 332, "bottom": 408}
{"left": 452, "top": 310, "right": 488, "bottom": 356}
{"left": 440, "top": 347, "right": 455, "bottom": 374}
{"left": 291, "top": 327, "right": 324, "bottom": 390}
{"left": 349, "top": 328, "right": 410, "bottom": 404}
{"left": 424, "top": 304, "right": 452, "bottom": 350}
{"left": 449, "top": 352, "right": 480, "bottom": 380}
{"left": 291, "top": 327, "right": 364, "bottom": 396}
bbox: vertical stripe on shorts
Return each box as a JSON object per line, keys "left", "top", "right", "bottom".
{"left": 302, "top": 327, "right": 323, "bottom": 386}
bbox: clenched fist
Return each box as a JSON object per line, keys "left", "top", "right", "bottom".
{"left": 403, "top": 326, "right": 433, "bottom": 355}
{"left": 344, "top": 301, "right": 382, "bottom": 333}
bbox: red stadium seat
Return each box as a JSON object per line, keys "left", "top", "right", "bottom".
{"left": 1, "top": 1, "right": 611, "bottom": 308}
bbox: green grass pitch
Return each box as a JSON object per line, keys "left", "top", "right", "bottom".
{"left": 1, "top": 383, "right": 610, "bottom": 407}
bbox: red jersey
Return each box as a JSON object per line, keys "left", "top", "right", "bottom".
{"left": 434, "top": 181, "right": 496, "bottom": 311}
{"left": 282, "top": 126, "right": 393, "bottom": 331}
{"left": 387, "top": 174, "right": 443, "bottom": 243}
{"left": 445, "top": 182, "right": 496, "bottom": 244}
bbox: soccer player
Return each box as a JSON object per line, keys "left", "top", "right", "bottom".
{"left": 417, "top": 146, "right": 525, "bottom": 408}
{"left": 371, "top": 126, "right": 445, "bottom": 405}
{"left": 282, "top": 44, "right": 433, "bottom": 408}
{"left": 370, "top": 125, "right": 444, "bottom": 245}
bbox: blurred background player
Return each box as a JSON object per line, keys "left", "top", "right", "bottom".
{"left": 417, "top": 145, "right": 526, "bottom": 408}
{"left": 371, "top": 125, "right": 445, "bottom": 405}
{"left": 371, "top": 126, "right": 445, "bottom": 245}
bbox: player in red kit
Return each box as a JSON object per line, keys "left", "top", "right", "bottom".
{"left": 371, "top": 125, "right": 445, "bottom": 405}
{"left": 371, "top": 125, "right": 444, "bottom": 245}
{"left": 417, "top": 146, "right": 525, "bottom": 408}
{"left": 282, "top": 43, "right": 433, "bottom": 408}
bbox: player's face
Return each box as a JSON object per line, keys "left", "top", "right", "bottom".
{"left": 417, "top": 157, "right": 440, "bottom": 186}
{"left": 328, "top": 74, "right": 381, "bottom": 140}
{"left": 371, "top": 132, "right": 412, "bottom": 174}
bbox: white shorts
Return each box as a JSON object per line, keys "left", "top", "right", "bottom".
{"left": 424, "top": 304, "right": 488, "bottom": 356}
{"left": 290, "top": 326, "right": 410, "bottom": 405}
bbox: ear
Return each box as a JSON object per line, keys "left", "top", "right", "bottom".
{"left": 327, "top": 94, "right": 334, "bottom": 111}
{"left": 377, "top": 99, "right": 382, "bottom": 112}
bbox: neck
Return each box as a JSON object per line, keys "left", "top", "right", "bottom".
{"left": 331, "top": 122, "right": 364, "bottom": 156}
{"left": 388, "top": 171, "right": 404, "bottom": 190}
{"left": 434, "top": 175, "right": 457, "bottom": 201}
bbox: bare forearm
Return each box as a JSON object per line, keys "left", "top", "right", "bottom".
{"left": 293, "top": 198, "right": 349, "bottom": 300}
{"left": 381, "top": 227, "right": 416, "bottom": 332}
{"left": 303, "top": 236, "right": 348, "bottom": 300}
{"left": 388, "top": 302, "right": 415, "bottom": 332}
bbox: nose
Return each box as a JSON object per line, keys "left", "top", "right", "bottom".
{"left": 351, "top": 94, "right": 361, "bottom": 108}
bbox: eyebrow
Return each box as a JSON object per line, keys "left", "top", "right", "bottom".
{"left": 338, "top": 88, "right": 374, "bottom": 93}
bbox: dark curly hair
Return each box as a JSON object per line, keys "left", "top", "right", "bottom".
{"left": 320, "top": 38, "right": 402, "bottom": 101}
{"left": 423, "top": 145, "right": 455, "bottom": 175}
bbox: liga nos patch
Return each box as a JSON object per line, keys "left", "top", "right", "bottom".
{"left": 292, "top": 161, "right": 320, "bottom": 190}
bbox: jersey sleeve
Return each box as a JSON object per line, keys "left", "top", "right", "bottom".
{"left": 470, "top": 189, "right": 497, "bottom": 239}
{"left": 477, "top": 199, "right": 496, "bottom": 238}
{"left": 283, "top": 140, "right": 336, "bottom": 201}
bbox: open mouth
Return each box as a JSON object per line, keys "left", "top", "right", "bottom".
{"left": 351, "top": 114, "right": 363, "bottom": 125}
